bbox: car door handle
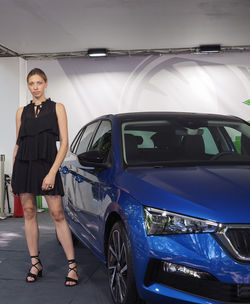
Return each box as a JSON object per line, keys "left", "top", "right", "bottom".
{"left": 60, "top": 166, "right": 84, "bottom": 183}
{"left": 60, "top": 166, "right": 70, "bottom": 174}
{"left": 75, "top": 175, "right": 84, "bottom": 183}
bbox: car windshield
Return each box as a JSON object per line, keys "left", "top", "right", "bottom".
{"left": 121, "top": 117, "right": 250, "bottom": 167}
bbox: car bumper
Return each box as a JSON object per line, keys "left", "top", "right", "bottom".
{"left": 128, "top": 219, "right": 250, "bottom": 303}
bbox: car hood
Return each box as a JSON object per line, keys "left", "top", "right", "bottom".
{"left": 117, "top": 165, "right": 250, "bottom": 223}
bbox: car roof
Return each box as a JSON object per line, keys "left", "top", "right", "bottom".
{"left": 95, "top": 112, "right": 243, "bottom": 123}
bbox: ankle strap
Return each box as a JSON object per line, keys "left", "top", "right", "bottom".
{"left": 30, "top": 252, "right": 40, "bottom": 259}
{"left": 68, "top": 259, "right": 76, "bottom": 264}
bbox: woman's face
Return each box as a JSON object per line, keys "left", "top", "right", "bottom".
{"left": 27, "top": 74, "right": 47, "bottom": 99}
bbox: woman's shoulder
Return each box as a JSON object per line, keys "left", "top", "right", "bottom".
{"left": 47, "top": 99, "right": 64, "bottom": 108}
{"left": 54, "top": 102, "right": 67, "bottom": 122}
{"left": 16, "top": 106, "right": 24, "bottom": 116}
{"left": 55, "top": 102, "right": 66, "bottom": 112}
{"left": 16, "top": 106, "right": 25, "bottom": 123}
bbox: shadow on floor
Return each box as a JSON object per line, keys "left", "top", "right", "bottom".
{"left": 0, "top": 211, "right": 154, "bottom": 304}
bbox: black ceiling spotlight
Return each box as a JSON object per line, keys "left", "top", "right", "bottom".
{"left": 87, "top": 48, "right": 108, "bottom": 57}
{"left": 199, "top": 44, "right": 221, "bottom": 53}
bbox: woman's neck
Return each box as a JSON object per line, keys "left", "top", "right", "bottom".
{"left": 32, "top": 96, "right": 47, "bottom": 105}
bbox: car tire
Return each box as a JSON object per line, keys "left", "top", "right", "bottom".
{"left": 107, "top": 221, "right": 144, "bottom": 304}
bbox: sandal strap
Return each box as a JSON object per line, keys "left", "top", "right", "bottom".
{"left": 30, "top": 262, "right": 40, "bottom": 271}
{"left": 68, "top": 259, "right": 76, "bottom": 264}
{"left": 67, "top": 259, "right": 78, "bottom": 274}
{"left": 31, "top": 262, "right": 41, "bottom": 271}
{"left": 27, "top": 272, "right": 38, "bottom": 279}
{"left": 30, "top": 251, "right": 40, "bottom": 259}
{"left": 29, "top": 253, "right": 43, "bottom": 271}
{"left": 65, "top": 260, "right": 78, "bottom": 286}
{"left": 65, "top": 276, "right": 78, "bottom": 283}
{"left": 30, "top": 258, "right": 42, "bottom": 268}
{"left": 68, "top": 266, "right": 77, "bottom": 274}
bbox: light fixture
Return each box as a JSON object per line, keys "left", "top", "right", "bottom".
{"left": 199, "top": 44, "right": 221, "bottom": 53}
{"left": 87, "top": 48, "right": 108, "bottom": 57}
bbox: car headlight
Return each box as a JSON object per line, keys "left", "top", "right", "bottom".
{"left": 143, "top": 206, "right": 221, "bottom": 235}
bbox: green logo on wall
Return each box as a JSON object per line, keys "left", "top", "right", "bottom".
{"left": 243, "top": 99, "right": 250, "bottom": 105}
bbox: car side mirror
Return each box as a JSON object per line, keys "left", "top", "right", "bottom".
{"left": 77, "top": 150, "right": 110, "bottom": 168}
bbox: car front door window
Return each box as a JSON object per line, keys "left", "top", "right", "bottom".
{"left": 76, "top": 122, "right": 99, "bottom": 155}
{"left": 88, "top": 120, "right": 112, "bottom": 162}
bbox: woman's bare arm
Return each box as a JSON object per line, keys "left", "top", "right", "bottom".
{"left": 11, "top": 107, "right": 23, "bottom": 194}
{"left": 42, "top": 103, "right": 69, "bottom": 189}
{"left": 12, "top": 107, "right": 24, "bottom": 165}
{"left": 50, "top": 102, "right": 69, "bottom": 174}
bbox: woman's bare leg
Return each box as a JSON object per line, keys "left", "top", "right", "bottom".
{"left": 20, "top": 193, "right": 42, "bottom": 281}
{"left": 45, "top": 195, "right": 78, "bottom": 285}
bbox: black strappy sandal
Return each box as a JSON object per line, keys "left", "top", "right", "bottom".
{"left": 26, "top": 254, "right": 43, "bottom": 283}
{"left": 65, "top": 259, "right": 78, "bottom": 287}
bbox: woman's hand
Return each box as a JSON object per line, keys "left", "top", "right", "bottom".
{"left": 41, "top": 172, "right": 56, "bottom": 191}
{"left": 10, "top": 185, "right": 14, "bottom": 196}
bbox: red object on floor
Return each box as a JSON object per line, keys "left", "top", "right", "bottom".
{"left": 14, "top": 196, "right": 23, "bottom": 217}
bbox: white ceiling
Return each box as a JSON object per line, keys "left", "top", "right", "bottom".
{"left": 0, "top": 0, "right": 250, "bottom": 55}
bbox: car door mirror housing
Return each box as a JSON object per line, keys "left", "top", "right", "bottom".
{"left": 77, "top": 150, "right": 110, "bottom": 168}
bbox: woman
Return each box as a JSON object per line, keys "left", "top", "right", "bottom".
{"left": 11, "top": 68, "right": 78, "bottom": 286}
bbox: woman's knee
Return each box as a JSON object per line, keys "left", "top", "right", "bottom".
{"left": 20, "top": 193, "right": 37, "bottom": 220}
{"left": 23, "top": 206, "right": 37, "bottom": 220}
{"left": 50, "top": 210, "right": 65, "bottom": 223}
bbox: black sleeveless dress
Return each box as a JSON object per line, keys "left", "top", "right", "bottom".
{"left": 11, "top": 98, "right": 64, "bottom": 196}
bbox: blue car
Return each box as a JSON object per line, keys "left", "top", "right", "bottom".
{"left": 61, "top": 112, "right": 250, "bottom": 304}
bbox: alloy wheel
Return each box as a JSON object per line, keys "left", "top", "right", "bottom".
{"left": 108, "top": 228, "right": 128, "bottom": 304}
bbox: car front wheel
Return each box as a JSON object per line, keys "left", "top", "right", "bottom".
{"left": 107, "top": 221, "right": 144, "bottom": 304}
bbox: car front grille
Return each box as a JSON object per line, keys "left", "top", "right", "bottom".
{"left": 215, "top": 225, "right": 250, "bottom": 263}
{"left": 225, "top": 228, "right": 250, "bottom": 258}
{"left": 144, "top": 259, "right": 250, "bottom": 303}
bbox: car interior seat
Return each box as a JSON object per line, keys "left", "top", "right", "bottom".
{"left": 182, "top": 134, "right": 205, "bottom": 159}
{"left": 124, "top": 134, "right": 143, "bottom": 164}
{"left": 151, "top": 130, "right": 182, "bottom": 161}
